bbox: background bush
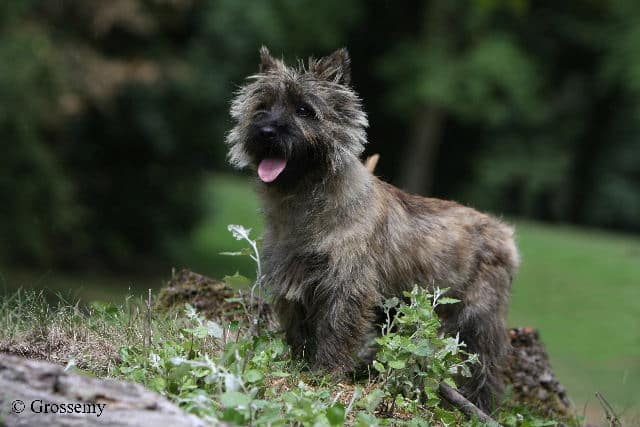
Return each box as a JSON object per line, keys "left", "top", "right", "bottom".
{"left": 2, "top": 0, "right": 640, "bottom": 270}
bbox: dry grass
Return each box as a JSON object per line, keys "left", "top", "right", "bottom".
{"left": 1, "top": 289, "right": 171, "bottom": 374}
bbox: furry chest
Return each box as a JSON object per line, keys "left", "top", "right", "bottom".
{"left": 264, "top": 250, "right": 332, "bottom": 304}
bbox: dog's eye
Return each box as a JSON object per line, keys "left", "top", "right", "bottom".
{"left": 296, "top": 104, "right": 316, "bottom": 118}
{"left": 254, "top": 103, "right": 269, "bottom": 118}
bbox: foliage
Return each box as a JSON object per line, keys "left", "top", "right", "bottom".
{"left": 0, "top": 23, "right": 77, "bottom": 266}
{"left": 114, "top": 294, "right": 480, "bottom": 426}
{"left": 0, "top": 2, "right": 214, "bottom": 268}
{"left": 62, "top": 82, "right": 212, "bottom": 268}
{"left": 372, "top": 288, "right": 475, "bottom": 420}
{"left": 3, "top": 0, "right": 640, "bottom": 268}
{"left": 0, "top": 284, "right": 578, "bottom": 426}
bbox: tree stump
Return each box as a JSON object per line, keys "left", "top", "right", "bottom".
{"left": 157, "top": 269, "right": 276, "bottom": 328}
{"left": 504, "top": 327, "right": 573, "bottom": 418}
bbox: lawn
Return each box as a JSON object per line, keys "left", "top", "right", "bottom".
{"left": 168, "top": 173, "right": 265, "bottom": 281}
{"left": 2, "top": 172, "right": 639, "bottom": 422}
{"left": 509, "top": 221, "right": 640, "bottom": 418}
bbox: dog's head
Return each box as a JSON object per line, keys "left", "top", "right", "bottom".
{"left": 226, "top": 47, "right": 368, "bottom": 189}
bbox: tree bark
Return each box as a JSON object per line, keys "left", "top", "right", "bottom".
{"left": 399, "top": 105, "right": 446, "bottom": 195}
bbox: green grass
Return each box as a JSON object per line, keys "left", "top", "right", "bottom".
{"left": 167, "top": 173, "right": 264, "bottom": 281}
{"left": 0, "top": 269, "right": 165, "bottom": 303}
{"left": 508, "top": 221, "right": 640, "bottom": 417}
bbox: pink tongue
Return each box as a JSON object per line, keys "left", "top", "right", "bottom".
{"left": 258, "top": 158, "right": 287, "bottom": 182}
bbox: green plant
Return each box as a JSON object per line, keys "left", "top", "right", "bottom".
{"left": 371, "top": 287, "right": 474, "bottom": 425}
{"left": 220, "top": 224, "right": 263, "bottom": 300}
{"left": 113, "top": 226, "right": 474, "bottom": 425}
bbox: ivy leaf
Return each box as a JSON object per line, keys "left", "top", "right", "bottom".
{"left": 220, "top": 391, "right": 251, "bottom": 409}
{"left": 372, "top": 360, "right": 385, "bottom": 373}
{"left": 531, "top": 420, "right": 557, "bottom": 427}
{"left": 389, "top": 360, "right": 406, "bottom": 369}
{"left": 443, "top": 377, "right": 457, "bottom": 388}
{"left": 414, "top": 344, "right": 432, "bottom": 357}
{"left": 355, "top": 413, "right": 379, "bottom": 427}
{"left": 433, "top": 407, "right": 459, "bottom": 425}
{"left": 184, "top": 325, "right": 208, "bottom": 339}
{"left": 326, "top": 403, "right": 346, "bottom": 426}
{"left": 360, "top": 388, "right": 386, "bottom": 412}
{"left": 220, "top": 408, "right": 247, "bottom": 424}
{"left": 244, "top": 369, "right": 264, "bottom": 383}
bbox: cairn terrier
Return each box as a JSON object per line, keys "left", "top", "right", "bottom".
{"left": 226, "top": 47, "right": 520, "bottom": 411}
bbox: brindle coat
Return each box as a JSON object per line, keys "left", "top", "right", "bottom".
{"left": 226, "top": 47, "right": 520, "bottom": 411}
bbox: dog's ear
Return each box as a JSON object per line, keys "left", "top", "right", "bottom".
{"left": 259, "top": 46, "right": 279, "bottom": 73}
{"left": 310, "top": 48, "right": 351, "bottom": 85}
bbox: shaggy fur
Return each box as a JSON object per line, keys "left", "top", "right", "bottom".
{"left": 226, "top": 47, "right": 520, "bottom": 411}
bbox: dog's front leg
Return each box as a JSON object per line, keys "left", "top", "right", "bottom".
{"left": 273, "top": 298, "right": 313, "bottom": 359}
{"left": 311, "top": 289, "right": 378, "bottom": 375}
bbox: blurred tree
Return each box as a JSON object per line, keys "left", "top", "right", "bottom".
{"left": 2, "top": 0, "right": 640, "bottom": 272}
{"left": 378, "top": 0, "right": 543, "bottom": 196}
{"left": 0, "top": 0, "right": 365, "bottom": 270}
{"left": 375, "top": 0, "right": 640, "bottom": 233}
{"left": 588, "top": 0, "right": 640, "bottom": 230}
{"left": 1, "top": 0, "right": 214, "bottom": 269}
{"left": 0, "top": 7, "right": 82, "bottom": 266}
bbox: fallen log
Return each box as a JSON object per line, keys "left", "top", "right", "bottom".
{"left": 0, "top": 354, "right": 212, "bottom": 427}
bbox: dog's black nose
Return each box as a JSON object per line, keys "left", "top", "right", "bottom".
{"left": 259, "top": 125, "right": 277, "bottom": 140}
